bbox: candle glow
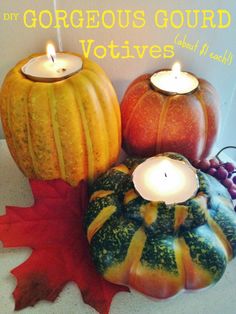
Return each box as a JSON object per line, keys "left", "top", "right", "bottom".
{"left": 172, "top": 62, "right": 181, "bottom": 79}
{"left": 133, "top": 156, "right": 199, "bottom": 205}
{"left": 47, "top": 43, "right": 56, "bottom": 63}
{"left": 21, "top": 42, "right": 83, "bottom": 82}
{"left": 150, "top": 62, "right": 199, "bottom": 95}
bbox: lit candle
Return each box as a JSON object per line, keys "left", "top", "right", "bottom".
{"left": 132, "top": 156, "right": 199, "bottom": 205}
{"left": 150, "top": 62, "right": 199, "bottom": 95}
{"left": 21, "top": 42, "right": 83, "bottom": 82}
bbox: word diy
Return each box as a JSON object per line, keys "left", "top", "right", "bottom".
{"left": 3, "top": 12, "right": 19, "bottom": 21}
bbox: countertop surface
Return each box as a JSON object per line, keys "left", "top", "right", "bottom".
{"left": 0, "top": 139, "right": 236, "bottom": 314}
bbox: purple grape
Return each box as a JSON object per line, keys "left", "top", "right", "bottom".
{"left": 198, "top": 159, "right": 211, "bottom": 171}
{"left": 210, "top": 158, "right": 220, "bottom": 169}
{"left": 215, "top": 166, "right": 228, "bottom": 180}
{"left": 221, "top": 178, "right": 233, "bottom": 189}
{"left": 233, "top": 176, "right": 236, "bottom": 184}
{"left": 207, "top": 168, "right": 217, "bottom": 177}
{"left": 223, "top": 162, "right": 235, "bottom": 173}
{"left": 229, "top": 187, "right": 236, "bottom": 199}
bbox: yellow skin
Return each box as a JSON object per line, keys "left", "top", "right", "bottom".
{"left": 0, "top": 53, "right": 121, "bottom": 185}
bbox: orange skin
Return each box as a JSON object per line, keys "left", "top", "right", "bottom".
{"left": 121, "top": 74, "right": 220, "bottom": 160}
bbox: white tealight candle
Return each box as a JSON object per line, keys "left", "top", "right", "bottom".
{"left": 21, "top": 43, "right": 83, "bottom": 82}
{"left": 150, "top": 62, "right": 199, "bottom": 95}
{"left": 133, "top": 156, "right": 199, "bottom": 205}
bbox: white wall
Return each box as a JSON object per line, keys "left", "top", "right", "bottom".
{"left": 0, "top": 0, "right": 59, "bottom": 138}
{"left": 0, "top": 0, "right": 236, "bottom": 157}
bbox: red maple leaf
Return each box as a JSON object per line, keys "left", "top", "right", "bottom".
{"left": 0, "top": 179, "right": 129, "bottom": 313}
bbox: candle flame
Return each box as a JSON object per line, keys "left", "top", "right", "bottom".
{"left": 46, "top": 43, "right": 56, "bottom": 63}
{"left": 172, "top": 62, "right": 181, "bottom": 79}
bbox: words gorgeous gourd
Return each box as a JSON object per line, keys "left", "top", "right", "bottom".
{"left": 0, "top": 54, "right": 121, "bottom": 185}
{"left": 121, "top": 74, "right": 220, "bottom": 160}
{"left": 85, "top": 153, "right": 236, "bottom": 299}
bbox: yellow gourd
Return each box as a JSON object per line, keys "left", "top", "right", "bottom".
{"left": 0, "top": 53, "right": 121, "bottom": 185}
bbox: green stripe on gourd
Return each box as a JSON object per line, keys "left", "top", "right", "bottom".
{"left": 182, "top": 225, "right": 227, "bottom": 281}
{"left": 84, "top": 193, "right": 120, "bottom": 231}
{"left": 209, "top": 207, "right": 236, "bottom": 257}
{"left": 140, "top": 235, "right": 178, "bottom": 274}
{"left": 183, "top": 198, "right": 207, "bottom": 229}
{"left": 162, "top": 152, "right": 189, "bottom": 163}
{"left": 119, "top": 176, "right": 134, "bottom": 196}
{"left": 91, "top": 169, "right": 132, "bottom": 196}
{"left": 146, "top": 203, "right": 175, "bottom": 235}
{"left": 90, "top": 215, "right": 140, "bottom": 274}
{"left": 123, "top": 157, "right": 145, "bottom": 170}
{"left": 124, "top": 196, "right": 149, "bottom": 224}
{"left": 85, "top": 154, "right": 236, "bottom": 300}
{"left": 197, "top": 171, "right": 210, "bottom": 195}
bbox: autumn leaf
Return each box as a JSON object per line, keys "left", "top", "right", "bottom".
{"left": 0, "top": 179, "right": 129, "bottom": 313}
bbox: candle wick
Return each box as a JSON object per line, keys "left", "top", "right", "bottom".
{"left": 57, "top": 68, "right": 67, "bottom": 73}
{"left": 50, "top": 54, "right": 55, "bottom": 63}
{"left": 165, "top": 172, "right": 167, "bottom": 178}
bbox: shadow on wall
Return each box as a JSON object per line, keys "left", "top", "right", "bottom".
{"left": 112, "top": 79, "right": 132, "bottom": 102}
{"left": 0, "top": 120, "right": 3, "bottom": 139}
{"left": 218, "top": 82, "right": 236, "bottom": 160}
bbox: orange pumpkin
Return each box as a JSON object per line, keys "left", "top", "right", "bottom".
{"left": 121, "top": 73, "right": 220, "bottom": 160}
{"left": 0, "top": 53, "right": 121, "bottom": 185}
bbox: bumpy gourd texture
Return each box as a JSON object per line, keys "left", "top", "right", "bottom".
{"left": 0, "top": 53, "right": 121, "bottom": 186}
{"left": 121, "top": 74, "right": 219, "bottom": 160}
{"left": 85, "top": 153, "right": 236, "bottom": 299}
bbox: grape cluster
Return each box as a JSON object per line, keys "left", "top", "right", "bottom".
{"left": 193, "top": 158, "right": 236, "bottom": 203}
